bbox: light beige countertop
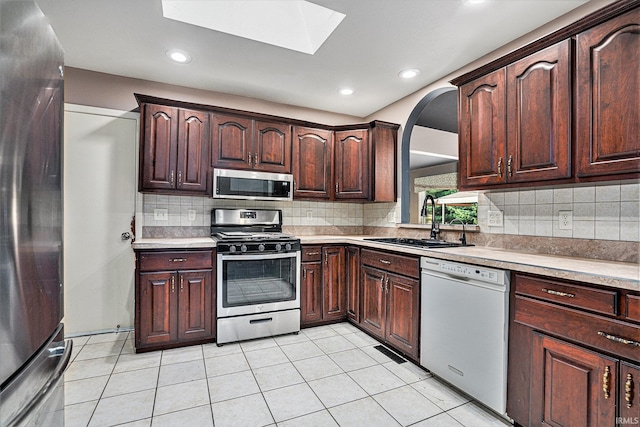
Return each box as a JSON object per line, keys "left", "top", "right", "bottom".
{"left": 133, "top": 235, "right": 639, "bottom": 291}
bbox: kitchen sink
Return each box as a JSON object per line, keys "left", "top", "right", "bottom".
{"left": 363, "top": 237, "right": 473, "bottom": 249}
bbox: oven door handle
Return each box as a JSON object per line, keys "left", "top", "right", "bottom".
{"left": 218, "top": 252, "right": 299, "bottom": 261}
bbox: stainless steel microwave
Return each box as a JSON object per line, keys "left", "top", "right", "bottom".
{"left": 213, "top": 168, "right": 293, "bottom": 201}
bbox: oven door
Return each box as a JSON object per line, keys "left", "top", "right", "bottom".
{"left": 217, "top": 251, "right": 300, "bottom": 317}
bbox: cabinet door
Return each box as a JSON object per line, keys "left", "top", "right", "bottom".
{"left": 176, "top": 109, "right": 209, "bottom": 193}
{"left": 620, "top": 362, "right": 640, "bottom": 422}
{"left": 253, "top": 121, "right": 292, "bottom": 173}
{"left": 323, "top": 247, "right": 346, "bottom": 322}
{"left": 292, "top": 127, "right": 334, "bottom": 199}
{"left": 138, "top": 271, "right": 177, "bottom": 346}
{"left": 177, "top": 270, "right": 213, "bottom": 341}
{"left": 506, "top": 40, "right": 571, "bottom": 183}
{"left": 360, "top": 266, "right": 386, "bottom": 340}
{"left": 531, "top": 333, "right": 617, "bottom": 427}
{"left": 140, "top": 104, "right": 178, "bottom": 190}
{"left": 575, "top": 8, "right": 640, "bottom": 178}
{"left": 301, "top": 262, "right": 323, "bottom": 325}
{"left": 346, "top": 246, "right": 360, "bottom": 323}
{"left": 385, "top": 272, "right": 419, "bottom": 359}
{"left": 458, "top": 68, "right": 507, "bottom": 188}
{"left": 211, "top": 113, "right": 253, "bottom": 170}
{"left": 334, "top": 129, "right": 369, "bottom": 200}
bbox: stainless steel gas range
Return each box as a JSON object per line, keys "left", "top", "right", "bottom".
{"left": 212, "top": 209, "right": 301, "bottom": 344}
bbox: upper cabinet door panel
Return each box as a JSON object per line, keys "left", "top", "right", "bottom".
{"left": 292, "top": 127, "right": 333, "bottom": 199}
{"left": 177, "top": 109, "right": 209, "bottom": 193}
{"left": 211, "top": 114, "right": 252, "bottom": 170}
{"left": 253, "top": 121, "right": 292, "bottom": 173}
{"left": 141, "top": 104, "right": 178, "bottom": 190}
{"left": 458, "top": 68, "right": 507, "bottom": 187}
{"left": 506, "top": 40, "right": 571, "bottom": 183}
{"left": 335, "top": 129, "right": 369, "bottom": 199}
{"left": 576, "top": 8, "right": 640, "bottom": 177}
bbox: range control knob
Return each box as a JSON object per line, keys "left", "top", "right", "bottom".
{"left": 240, "top": 244, "right": 248, "bottom": 253}
{"left": 275, "top": 243, "right": 282, "bottom": 251}
{"left": 285, "top": 243, "right": 292, "bottom": 251}
{"left": 229, "top": 245, "right": 236, "bottom": 253}
{"left": 258, "top": 244, "right": 265, "bottom": 252}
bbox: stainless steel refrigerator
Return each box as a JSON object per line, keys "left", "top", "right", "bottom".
{"left": 0, "top": 1, "right": 71, "bottom": 425}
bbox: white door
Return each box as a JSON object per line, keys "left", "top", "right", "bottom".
{"left": 63, "top": 105, "right": 138, "bottom": 335}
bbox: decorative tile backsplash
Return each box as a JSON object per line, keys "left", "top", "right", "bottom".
{"left": 139, "top": 181, "right": 639, "bottom": 243}
{"left": 478, "top": 181, "right": 640, "bottom": 242}
{"left": 140, "top": 194, "right": 397, "bottom": 234}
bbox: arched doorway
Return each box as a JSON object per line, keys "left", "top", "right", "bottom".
{"left": 400, "top": 87, "right": 458, "bottom": 223}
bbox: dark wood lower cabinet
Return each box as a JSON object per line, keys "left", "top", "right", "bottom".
{"left": 345, "top": 246, "right": 360, "bottom": 323}
{"left": 135, "top": 250, "right": 215, "bottom": 352}
{"left": 360, "top": 260, "right": 419, "bottom": 360}
{"left": 508, "top": 272, "right": 640, "bottom": 426}
{"left": 300, "top": 245, "right": 347, "bottom": 327}
{"left": 531, "top": 333, "right": 617, "bottom": 427}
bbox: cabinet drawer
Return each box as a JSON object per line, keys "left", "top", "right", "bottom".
{"left": 515, "top": 295, "right": 640, "bottom": 363}
{"left": 627, "top": 294, "right": 640, "bottom": 323}
{"left": 301, "top": 246, "right": 322, "bottom": 262}
{"left": 515, "top": 274, "right": 617, "bottom": 316}
{"left": 138, "top": 251, "right": 212, "bottom": 272}
{"left": 361, "top": 249, "right": 419, "bottom": 278}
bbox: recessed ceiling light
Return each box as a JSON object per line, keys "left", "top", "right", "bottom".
{"left": 399, "top": 69, "right": 420, "bottom": 79}
{"left": 166, "top": 49, "right": 192, "bottom": 64}
{"left": 339, "top": 88, "right": 354, "bottom": 96}
{"left": 461, "top": 0, "right": 486, "bottom": 4}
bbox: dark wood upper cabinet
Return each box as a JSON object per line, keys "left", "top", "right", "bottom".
{"left": 139, "top": 104, "right": 208, "bottom": 194}
{"left": 575, "top": 7, "right": 640, "bottom": 178}
{"left": 211, "top": 113, "right": 292, "bottom": 173}
{"left": 210, "top": 114, "right": 252, "bottom": 170}
{"left": 292, "top": 126, "right": 334, "bottom": 199}
{"left": 506, "top": 40, "right": 571, "bottom": 183}
{"left": 459, "top": 40, "right": 571, "bottom": 189}
{"left": 458, "top": 68, "right": 507, "bottom": 188}
{"left": 334, "top": 129, "right": 370, "bottom": 200}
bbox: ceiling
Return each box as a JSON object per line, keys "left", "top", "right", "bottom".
{"left": 36, "top": 0, "right": 590, "bottom": 118}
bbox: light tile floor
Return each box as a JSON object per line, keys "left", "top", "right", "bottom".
{"left": 64, "top": 323, "right": 510, "bottom": 427}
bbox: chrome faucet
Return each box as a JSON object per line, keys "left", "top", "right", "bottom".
{"left": 421, "top": 195, "right": 440, "bottom": 240}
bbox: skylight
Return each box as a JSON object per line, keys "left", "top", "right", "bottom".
{"left": 161, "top": 0, "right": 346, "bottom": 55}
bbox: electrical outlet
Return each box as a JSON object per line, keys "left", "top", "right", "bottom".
{"left": 387, "top": 212, "right": 396, "bottom": 223}
{"left": 153, "top": 208, "right": 168, "bottom": 221}
{"left": 487, "top": 210, "right": 503, "bottom": 227}
{"left": 188, "top": 209, "right": 196, "bottom": 221}
{"left": 559, "top": 211, "right": 573, "bottom": 230}
{"left": 306, "top": 210, "right": 313, "bottom": 220}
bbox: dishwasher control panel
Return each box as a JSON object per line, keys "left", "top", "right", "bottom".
{"left": 421, "top": 257, "right": 507, "bottom": 286}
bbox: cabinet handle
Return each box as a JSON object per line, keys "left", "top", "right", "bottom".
{"left": 379, "top": 259, "right": 391, "bottom": 265}
{"left": 598, "top": 331, "right": 640, "bottom": 347}
{"left": 542, "top": 288, "right": 575, "bottom": 298}
{"left": 380, "top": 276, "right": 385, "bottom": 290}
{"left": 324, "top": 253, "right": 328, "bottom": 265}
{"left": 170, "top": 170, "right": 175, "bottom": 185}
{"left": 170, "top": 276, "right": 175, "bottom": 293}
{"left": 180, "top": 276, "right": 183, "bottom": 291}
{"left": 497, "top": 157, "right": 503, "bottom": 178}
{"left": 170, "top": 258, "right": 187, "bottom": 262}
{"left": 303, "top": 268, "right": 307, "bottom": 279}
{"left": 248, "top": 153, "right": 252, "bottom": 166}
{"left": 507, "top": 155, "right": 513, "bottom": 177}
{"left": 603, "top": 366, "right": 611, "bottom": 399}
{"left": 625, "top": 373, "right": 634, "bottom": 408}
{"left": 335, "top": 183, "right": 339, "bottom": 193}
{"left": 385, "top": 277, "right": 389, "bottom": 293}
{"left": 178, "top": 171, "right": 182, "bottom": 186}
{"left": 306, "top": 252, "right": 319, "bottom": 256}
{"left": 254, "top": 153, "right": 259, "bottom": 166}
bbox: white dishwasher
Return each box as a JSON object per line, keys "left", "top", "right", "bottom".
{"left": 420, "top": 257, "right": 510, "bottom": 418}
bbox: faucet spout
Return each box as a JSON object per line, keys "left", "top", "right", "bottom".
{"left": 424, "top": 195, "right": 440, "bottom": 240}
